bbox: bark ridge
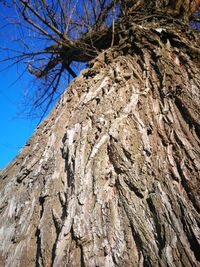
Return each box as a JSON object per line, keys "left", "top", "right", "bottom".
{"left": 0, "top": 21, "right": 200, "bottom": 267}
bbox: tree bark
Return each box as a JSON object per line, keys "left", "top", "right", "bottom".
{"left": 0, "top": 18, "right": 200, "bottom": 267}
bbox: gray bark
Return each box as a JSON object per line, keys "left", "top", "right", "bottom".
{"left": 0, "top": 21, "right": 200, "bottom": 267}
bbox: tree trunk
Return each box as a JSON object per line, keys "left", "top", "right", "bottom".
{"left": 0, "top": 19, "right": 200, "bottom": 267}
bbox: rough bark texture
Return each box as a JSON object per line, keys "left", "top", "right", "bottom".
{"left": 0, "top": 19, "right": 200, "bottom": 267}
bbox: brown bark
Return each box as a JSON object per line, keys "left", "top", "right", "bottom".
{"left": 0, "top": 14, "right": 200, "bottom": 267}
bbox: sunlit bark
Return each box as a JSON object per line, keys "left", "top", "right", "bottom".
{"left": 0, "top": 1, "right": 200, "bottom": 266}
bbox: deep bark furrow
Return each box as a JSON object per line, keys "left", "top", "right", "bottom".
{"left": 175, "top": 97, "right": 200, "bottom": 140}
{"left": 35, "top": 227, "right": 44, "bottom": 267}
{"left": 0, "top": 20, "right": 200, "bottom": 266}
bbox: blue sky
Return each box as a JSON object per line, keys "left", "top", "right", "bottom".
{"left": 0, "top": 5, "right": 38, "bottom": 169}
{"left": 0, "top": 3, "right": 66, "bottom": 169}
{"left": 0, "top": 66, "right": 38, "bottom": 169}
{"left": 0, "top": 4, "right": 76, "bottom": 169}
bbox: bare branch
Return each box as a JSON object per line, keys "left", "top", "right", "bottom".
{"left": 2, "top": 0, "right": 198, "bottom": 120}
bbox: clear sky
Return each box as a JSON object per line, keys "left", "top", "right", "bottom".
{"left": 0, "top": 66, "right": 38, "bottom": 169}
{"left": 0, "top": 5, "right": 39, "bottom": 169}
{"left": 0, "top": 4, "right": 75, "bottom": 169}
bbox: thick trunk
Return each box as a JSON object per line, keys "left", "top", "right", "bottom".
{"left": 0, "top": 21, "right": 200, "bottom": 267}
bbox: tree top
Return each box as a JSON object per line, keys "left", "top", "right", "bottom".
{"left": 1, "top": 0, "right": 200, "bottom": 119}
